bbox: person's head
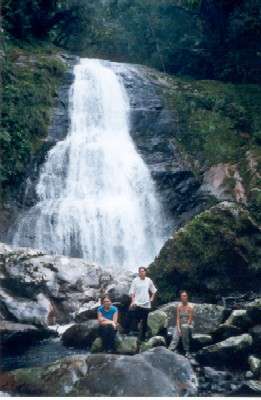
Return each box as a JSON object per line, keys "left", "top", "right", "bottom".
{"left": 101, "top": 295, "right": 112, "bottom": 309}
{"left": 180, "top": 290, "right": 189, "bottom": 304}
{"left": 138, "top": 266, "right": 147, "bottom": 279}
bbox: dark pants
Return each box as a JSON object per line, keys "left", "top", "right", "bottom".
{"left": 127, "top": 306, "right": 150, "bottom": 340}
{"left": 99, "top": 325, "right": 117, "bottom": 351}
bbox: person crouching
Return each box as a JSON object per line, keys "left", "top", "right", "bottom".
{"left": 97, "top": 295, "right": 118, "bottom": 353}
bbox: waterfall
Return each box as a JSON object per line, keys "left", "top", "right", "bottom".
{"left": 13, "top": 59, "right": 165, "bottom": 270}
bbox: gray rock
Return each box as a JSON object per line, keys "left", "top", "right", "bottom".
{"left": 246, "top": 298, "right": 261, "bottom": 324}
{"left": 249, "top": 324, "right": 261, "bottom": 354}
{"left": 224, "top": 309, "right": 252, "bottom": 330}
{"left": 91, "top": 334, "right": 138, "bottom": 355}
{"left": 0, "top": 347, "right": 198, "bottom": 396}
{"left": 211, "top": 323, "right": 242, "bottom": 342}
{"left": 248, "top": 355, "right": 261, "bottom": 378}
{"left": 230, "top": 380, "right": 261, "bottom": 396}
{"left": 61, "top": 320, "right": 99, "bottom": 348}
{"left": 203, "top": 366, "right": 228, "bottom": 380}
{"left": 0, "top": 243, "right": 111, "bottom": 325}
{"left": 196, "top": 334, "right": 253, "bottom": 367}
{"left": 140, "top": 336, "right": 166, "bottom": 352}
{"left": 0, "top": 320, "right": 55, "bottom": 355}
{"left": 74, "top": 301, "right": 100, "bottom": 322}
{"left": 147, "top": 309, "right": 168, "bottom": 336}
{"left": 192, "top": 333, "right": 213, "bottom": 350}
{"left": 159, "top": 302, "right": 225, "bottom": 334}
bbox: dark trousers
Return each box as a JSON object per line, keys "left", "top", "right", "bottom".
{"left": 127, "top": 306, "right": 150, "bottom": 340}
{"left": 99, "top": 325, "right": 117, "bottom": 351}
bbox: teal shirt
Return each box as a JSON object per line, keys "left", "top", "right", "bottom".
{"left": 98, "top": 305, "right": 118, "bottom": 321}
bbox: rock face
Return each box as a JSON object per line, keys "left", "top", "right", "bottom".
{"left": 116, "top": 64, "right": 210, "bottom": 229}
{"left": 0, "top": 321, "right": 55, "bottom": 355}
{"left": 0, "top": 347, "right": 198, "bottom": 396}
{"left": 196, "top": 334, "right": 253, "bottom": 367}
{"left": 150, "top": 202, "right": 261, "bottom": 303}
{"left": 61, "top": 321, "right": 99, "bottom": 348}
{"left": 91, "top": 334, "right": 138, "bottom": 355}
{"left": 0, "top": 242, "right": 113, "bottom": 326}
{"left": 159, "top": 301, "right": 225, "bottom": 333}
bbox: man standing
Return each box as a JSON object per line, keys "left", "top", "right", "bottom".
{"left": 128, "top": 266, "right": 157, "bottom": 341}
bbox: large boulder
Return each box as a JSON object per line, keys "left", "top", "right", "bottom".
{"left": 246, "top": 298, "right": 261, "bottom": 325}
{"left": 147, "top": 309, "right": 168, "bottom": 336}
{"left": 159, "top": 301, "right": 225, "bottom": 334}
{"left": 61, "top": 320, "right": 99, "bottom": 348}
{"left": 150, "top": 202, "right": 261, "bottom": 303}
{"left": 224, "top": 310, "right": 252, "bottom": 330}
{"left": 196, "top": 334, "right": 253, "bottom": 367}
{"left": 0, "top": 242, "right": 112, "bottom": 325}
{"left": 248, "top": 355, "right": 261, "bottom": 378}
{"left": 211, "top": 323, "right": 242, "bottom": 342}
{"left": 0, "top": 321, "right": 56, "bottom": 355}
{"left": 249, "top": 325, "right": 261, "bottom": 355}
{"left": 230, "top": 380, "right": 261, "bottom": 396}
{"left": 0, "top": 347, "right": 198, "bottom": 396}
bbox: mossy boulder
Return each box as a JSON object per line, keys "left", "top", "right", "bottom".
{"left": 147, "top": 310, "right": 168, "bottom": 336}
{"left": 140, "top": 336, "right": 166, "bottom": 352}
{"left": 91, "top": 334, "right": 138, "bottom": 355}
{"left": 150, "top": 201, "right": 261, "bottom": 303}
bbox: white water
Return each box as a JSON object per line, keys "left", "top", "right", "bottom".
{"left": 13, "top": 59, "right": 165, "bottom": 270}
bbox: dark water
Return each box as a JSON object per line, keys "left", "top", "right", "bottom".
{"left": 0, "top": 338, "right": 88, "bottom": 372}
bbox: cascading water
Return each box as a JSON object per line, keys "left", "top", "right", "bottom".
{"left": 13, "top": 59, "right": 165, "bottom": 269}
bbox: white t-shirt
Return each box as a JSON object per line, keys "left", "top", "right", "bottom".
{"left": 129, "top": 276, "right": 157, "bottom": 309}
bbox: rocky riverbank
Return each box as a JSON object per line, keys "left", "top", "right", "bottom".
{"left": 0, "top": 243, "right": 260, "bottom": 396}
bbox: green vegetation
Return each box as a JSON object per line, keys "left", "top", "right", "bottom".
{"left": 150, "top": 202, "right": 261, "bottom": 303}
{"left": 160, "top": 76, "right": 261, "bottom": 170}
{"left": 0, "top": 42, "right": 66, "bottom": 200}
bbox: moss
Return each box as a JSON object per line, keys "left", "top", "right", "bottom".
{"left": 0, "top": 41, "right": 66, "bottom": 202}
{"left": 150, "top": 202, "right": 261, "bottom": 303}
{"left": 158, "top": 76, "right": 261, "bottom": 171}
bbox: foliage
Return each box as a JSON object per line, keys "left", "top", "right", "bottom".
{"left": 150, "top": 203, "right": 261, "bottom": 303}
{"left": 0, "top": 44, "right": 65, "bottom": 200}
{"left": 160, "top": 75, "right": 261, "bottom": 170}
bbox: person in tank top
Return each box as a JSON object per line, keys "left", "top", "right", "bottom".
{"left": 169, "top": 290, "right": 194, "bottom": 357}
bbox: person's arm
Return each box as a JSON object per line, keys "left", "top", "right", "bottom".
{"left": 129, "top": 280, "right": 136, "bottom": 308}
{"left": 176, "top": 305, "right": 181, "bottom": 334}
{"left": 97, "top": 311, "right": 113, "bottom": 326}
{"left": 188, "top": 306, "right": 193, "bottom": 325}
{"left": 112, "top": 311, "right": 118, "bottom": 329}
{"left": 149, "top": 279, "right": 157, "bottom": 303}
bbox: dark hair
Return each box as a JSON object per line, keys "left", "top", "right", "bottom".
{"left": 101, "top": 295, "right": 111, "bottom": 303}
{"left": 138, "top": 266, "right": 147, "bottom": 273}
{"left": 179, "top": 290, "right": 188, "bottom": 297}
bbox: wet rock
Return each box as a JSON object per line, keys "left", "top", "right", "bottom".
{"left": 159, "top": 302, "right": 225, "bottom": 334}
{"left": 74, "top": 301, "right": 100, "bottom": 322}
{"left": 224, "top": 309, "right": 252, "bottom": 330}
{"left": 248, "top": 355, "right": 261, "bottom": 378}
{"left": 211, "top": 323, "right": 242, "bottom": 342}
{"left": 245, "top": 370, "right": 254, "bottom": 379}
{"left": 192, "top": 334, "right": 213, "bottom": 350}
{"left": 249, "top": 325, "right": 261, "bottom": 354}
{"left": 0, "top": 321, "right": 56, "bottom": 355}
{"left": 203, "top": 366, "right": 228, "bottom": 381}
{"left": 0, "top": 243, "right": 110, "bottom": 325}
{"left": 246, "top": 298, "right": 261, "bottom": 324}
{"left": 147, "top": 309, "right": 168, "bottom": 336}
{"left": 140, "top": 336, "right": 166, "bottom": 351}
{"left": 61, "top": 320, "right": 99, "bottom": 348}
{"left": 0, "top": 347, "right": 197, "bottom": 396}
{"left": 91, "top": 334, "right": 138, "bottom": 355}
{"left": 196, "top": 334, "right": 253, "bottom": 367}
{"left": 230, "top": 380, "right": 261, "bottom": 396}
